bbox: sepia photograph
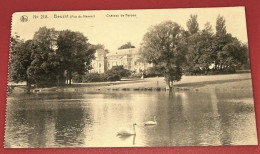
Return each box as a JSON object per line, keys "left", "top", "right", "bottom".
{"left": 5, "top": 7, "right": 258, "bottom": 148}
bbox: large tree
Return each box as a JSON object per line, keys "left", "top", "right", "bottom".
{"left": 56, "top": 30, "right": 95, "bottom": 84}
{"left": 212, "top": 15, "right": 234, "bottom": 70}
{"left": 10, "top": 27, "right": 96, "bottom": 87}
{"left": 185, "top": 22, "right": 214, "bottom": 74}
{"left": 105, "top": 65, "right": 131, "bottom": 81}
{"left": 9, "top": 38, "right": 33, "bottom": 86}
{"left": 217, "top": 38, "right": 249, "bottom": 70}
{"left": 186, "top": 14, "right": 199, "bottom": 35}
{"left": 27, "top": 27, "right": 60, "bottom": 87}
{"left": 216, "top": 15, "right": 227, "bottom": 36}
{"left": 141, "top": 21, "right": 187, "bottom": 89}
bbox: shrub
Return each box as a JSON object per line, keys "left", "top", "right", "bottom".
{"left": 144, "top": 66, "right": 164, "bottom": 78}
{"left": 72, "top": 73, "right": 106, "bottom": 83}
{"left": 105, "top": 65, "right": 131, "bottom": 81}
{"left": 83, "top": 73, "right": 106, "bottom": 82}
{"left": 72, "top": 73, "right": 83, "bottom": 83}
{"left": 72, "top": 66, "right": 131, "bottom": 83}
{"left": 129, "top": 73, "right": 143, "bottom": 79}
{"left": 184, "top": 68, "right": 236, "bottom": 76}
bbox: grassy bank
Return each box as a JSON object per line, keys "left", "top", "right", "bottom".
{"left": 10, "top": 73, "right": 253, "bottom": 93}
{"left": 97, "top": 73, "right": 253, "bottom": 91}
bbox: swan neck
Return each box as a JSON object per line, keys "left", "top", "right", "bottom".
{"left": 133, "top": 124, "right": 136, "bottom": 134}
{"left": 154, "top": 116, "right": 157, "bottom": 122}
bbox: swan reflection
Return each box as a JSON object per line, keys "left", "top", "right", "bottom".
{"left": 117, "top": 134, "right": 136, "bottom": 145}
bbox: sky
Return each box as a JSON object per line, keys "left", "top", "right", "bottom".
{"left": 12, "top": 7, "right": 248, "bottom": 51}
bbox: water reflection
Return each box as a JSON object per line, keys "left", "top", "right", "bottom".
{"left": 117, "top": 135, "right": 136, "bottom": 145}
{"left": 5, "top": 89, "right": 257, "bottom": 147}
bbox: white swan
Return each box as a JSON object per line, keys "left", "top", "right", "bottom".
{"left": 117, "top": 123, "right": 137, "bottom": 136}
{"left": 145, "top": 116, "right": 157, "bottom": 126}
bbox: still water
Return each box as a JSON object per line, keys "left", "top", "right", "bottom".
{"left": 5, "top": 88, "right": 258, "bottom": 147}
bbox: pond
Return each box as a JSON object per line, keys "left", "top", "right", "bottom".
{"left": 4, "top": 88, "right": 258, "bottom": 147}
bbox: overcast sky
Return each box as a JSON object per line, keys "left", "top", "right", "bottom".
{"left": 12, "top": 7, "right": 248, "bottom": 51}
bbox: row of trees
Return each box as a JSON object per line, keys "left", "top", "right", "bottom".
{"left": 9, "top": 27, "right": 96, "bottom": 87}
{"left": 141, "top": 15, "right": 249, "bottom": 89}
{"left": 10, "top": 29, "right": 132, "bottom": 87}
{"left": 10, "top": 15, "right": 249, "bottom": 89}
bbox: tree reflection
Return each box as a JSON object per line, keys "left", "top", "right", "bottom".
{"left": 54, "top": 105, "right": 87, "bottom": 147}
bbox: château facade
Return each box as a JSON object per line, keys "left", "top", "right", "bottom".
{"left": 89, "top": 48, "right": 152, "bottom": 74}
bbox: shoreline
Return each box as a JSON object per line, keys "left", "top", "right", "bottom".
{"left": 10, "top": 73, "right": 253, "bottom": 93}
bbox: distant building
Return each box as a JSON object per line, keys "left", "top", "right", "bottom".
{"left": 89, "top": 49, "right": 107, "bottom": 74}
{"left": 90, "top": 48, "right": 152, "bottom": 74}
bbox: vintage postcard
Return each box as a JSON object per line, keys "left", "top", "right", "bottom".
{"left": 5, "top": 7, "right": 257, "bottom": 148}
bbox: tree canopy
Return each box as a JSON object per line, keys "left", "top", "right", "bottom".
{"left": 140, "top": 15, "right": 250, "bottom": 88}
{"left": 56, "top": 30, "right": 95, "bottom": 84}
{"left": 9, "top": 27, "right": 95, "bottom": 87}
{"left": 9, "top": 15, "right": 250, "bottom": 89}
{"left": 141, "top": 21, "right": 187, "bottom": 89}
{"left": 9, "top": 39, "right": 33, "bottom": 85}
{"left": 184, "top": 15, "right": 249, "bottom": 75}
{"left": 187, "top": 14, "right": 199, "bottom": 35}
{"left": 118, "top": 42, "right": 135, "bottom": 49}
{"left": 105, "top": 65, "right": 131, "bottom": 81}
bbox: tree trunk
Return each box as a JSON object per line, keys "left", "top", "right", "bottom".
{"left": 167, "top": 80, "right": 172, "bottom": 91}
{"left": 68, "top": 71, "right": 72, "bottom": 85}
{"left": 57, "top": 75, "right": 60, "bottom": 86}
{"left": 170, "top": 81, "right": 174, "bottom": 91}
{"left": 66, "top": 72, "right": 68, "bottom": 84}
{"left": 27, "top": 81, "right": 31, "bottom": 93}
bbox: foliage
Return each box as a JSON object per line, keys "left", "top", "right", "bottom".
{"left": 216, "top": 15, "right": 227, "bottom": 36}
{"left": 211, "top": 15, "right": 249, "bottom": 72}
{"left": 9, "top": 15, "right": 251, "bottom": 88}
{"left": 164, "top": 66, "right": 182, "bottom": 83}
{"left": 72, "top": 66, "right": 131, "bottom": 83}
{"left": 92, "top": 44, "right": 109, "bottom": 53}
{"left": 105, "top": 65, "right": 131, "bottom": 81}
{"left": 9, "top": 39, "right": 33, "bottom": 85}
{"left": 141, "top": 21, "right": 186, "bottom": 88}
{"left": 9, "top": 27, "right": 96, "bottom": 87}
{"left": 143, "top": 65, "right": 164, "bottom": 78}
{"left": 56, "top": 30, "right": 95, "bottom": 84}
{"left": 128, "top": 73, "right": 143, "bottom": 79}
{"left": 186, "top": 14, "right": 199, "bottom": 35}
{"left": 26, "top": 27, "right": 60, "bottom": 86}
{"left": 183, "top": 15, "right": 249, "bottom": 75}
{"left": 72, "top": 73, "right": 106, "bottom": 83}
{"left": 71, "top": 73, "right": 83, "bottom": 83}
{"left": 218, "top": 39, "right": 249, "bottom": 70}
{"left": 184, "top": 22, "right": 214, "bottom": 75}
{"left": 140, "top": 15, "right": 250, "bottom": 85}
{"left": 87, "top": 73, "right": 107, "bottom": 82}
{"left": 118, "top": 42, "right": 135, "bottom": 50}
